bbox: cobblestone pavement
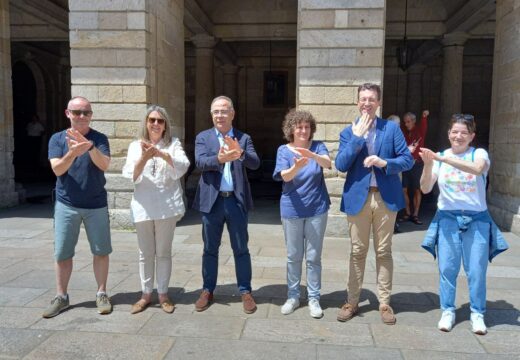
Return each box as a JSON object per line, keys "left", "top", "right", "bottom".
{"left": 1, "top": 199, "right": 519, "bottom": 359}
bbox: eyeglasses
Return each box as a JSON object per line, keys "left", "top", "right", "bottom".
{"left": 210, "top": 110, "right": 231, "bottom": 117}
{"left": 68, "top": 109, "right": 93, "bottom": 117}
{"left": 148, "top": 117, "right": 165, "bottom": 125}
{"left": 453, "top": 114, "right": 475, "bottom": 122}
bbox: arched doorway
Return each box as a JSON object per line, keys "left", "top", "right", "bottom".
{"left": 12, "top": 61, "right": 53, "bottom": 185}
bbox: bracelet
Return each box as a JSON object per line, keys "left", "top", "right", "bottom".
{"left": 88, "top": 142, "right": 95, "bottom": 152}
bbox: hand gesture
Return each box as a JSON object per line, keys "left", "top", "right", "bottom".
{"left": 140, "top": 141, "right": 158, "bottom": 161}
{"left": 223, "top": 136, "right": 243, "bottom": 156}
{"left": 363, "top": 155, "right": 387, "bottom": 168}
{"left": 293, "top": 156, "right": 309, "bottom": 170}
{"left": 217, "top": 146, "right": 241, "bottom": 163}
{"left": 422, "top": 110, "right": 430, "bottom": 118}
{"left": 290, "top": 146, "right": 315, "bottom": 159}
{"left": 418, "top": 147, "right": 438, "bottom": 165}
{"left": 352, "top": 113, "right": 374, "bottom": 137}
{"left": 408, "top": 144, "right": 417, "bottom": 154}
{"left": 66, "top": 128, "right": 91, "bottom": 156}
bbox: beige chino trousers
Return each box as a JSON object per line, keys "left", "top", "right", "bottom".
{"left": 346, "top": 190, "right": 397, "bottom": 306}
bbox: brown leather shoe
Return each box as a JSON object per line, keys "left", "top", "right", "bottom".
{"left": 380, "top": 304, "right": 396, "bottom": 325}
{"left": 241, "top": 292, "right": 257, "bottom": 314}
{"left": 337, "top": 303, "right": 358, "bottom": 322}
{"left": 195, "top": 290, "right": 213, "bottom": 312}
{"left": 130, "top": 299, "right": 150, "bottom": 314}
{"left": 160, "top": 300, "right": 175, "bottom": 314}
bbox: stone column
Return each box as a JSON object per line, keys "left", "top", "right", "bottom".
{"left": 488, "top": 0, "right": 520, "bottom": 235}
{"left": 297, "top": 0, "right": 386, "bottom": 236}
{"left": 0, "top": 0, "right": 19, "bottom": 207}
{"left": 192, "top": 34, "right": 217, "bottom": 135}
{"left": 221, "top": 64, "right": 239, "bottom": 107}
{"left": 69, "top": 0, "right": 185, "bottom": 228}
{"left": 438, "top": 32, "right": 468, "bottom": 147}
{"left": 406, "top": 63, "right": 426, "bottom": 116}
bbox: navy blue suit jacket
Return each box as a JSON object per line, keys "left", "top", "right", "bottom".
{"left": 335, "top": 118, "right": 414, "bottom": 216}
{"left": 193, "top": 128, "right": 260, "bottom": 213}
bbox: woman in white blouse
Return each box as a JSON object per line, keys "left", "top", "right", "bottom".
{"left": 122, "top": 105, "right": 190, "bottom": 314}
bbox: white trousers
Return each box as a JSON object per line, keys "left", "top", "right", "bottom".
{"left": 135, "top": 217, "right": 177, "bottom": 294}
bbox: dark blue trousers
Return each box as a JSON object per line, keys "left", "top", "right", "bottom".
{"left": 201, "top": 195, "right": 252, "bottom": 293}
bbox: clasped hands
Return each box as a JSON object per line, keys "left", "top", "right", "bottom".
{"left": 66, "top": 128, "right": 92, "bottom": 157}
{"left": 140, "top": 141, "right": 170, "bottom": 161}
{"left": 218, "top": 136, "right": 243, "bottom": 163}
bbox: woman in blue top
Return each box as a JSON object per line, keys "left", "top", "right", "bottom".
{"left": 273, "top": 109, "right": 331, "bottom": 318}
{"left": 419, "top": 114, "right": 507, "bottom": 335}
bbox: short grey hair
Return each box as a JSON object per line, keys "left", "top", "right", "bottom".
{"left": 140, "top": 105, "right": 172, "bottom": 146}
{"left": 210, "top": 95, "right": 234, "bottom": 112}
{"left": 403, "top": 112, "right": 416, "bottom": 122}
{"left": 387, "top": 114, "right": 400, "bottom": 125}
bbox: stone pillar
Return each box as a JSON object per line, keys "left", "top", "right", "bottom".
{"left": 0, "top": 0, "right": 19, "bottom": 208}
{"left": 438, "top": 32, "right": 468, "bottom": 147}
{"left": 488, "top": 0, "right": 520, "bottom": 235}
{"left": 69, "top": 0, "right": 185, "bottom": 228}
{"left": 221, "top": 64, "right": 239, "bottom": 107}
{"left": 406, "top": 63, "right": 426, "bottom": 116}
{"left": 297, "top": 0, "right": 386, "bottom": 236}
{"left": 192, "top": 34, "right": 217, "bottom": 135}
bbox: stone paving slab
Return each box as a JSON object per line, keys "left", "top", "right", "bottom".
{"left": 371, "top": 324, "right": 486, "bottom": 353}
{"left": 165, "top": 338, "right": 317, "bottom": 360}
{"left": 0, "top": 328, "right": 54, "bottom": 359}
{"left": 24, "top": 331, "right": 175, "bottom": 360}
{"left": 140, "top": 313, "right": 245, "bottom": 339}
{"left": 317, "top": 345, "right": 404, "bottom": 360}
{"left": 0, "top": 307, "right": 45, "bottom": 329}
{"left": 242, "top": 318, "right": 374, "bottom": 346}
{"left": 0, "top": 287, "right": 48, "bottom": 306}
{"left": 401, "top": 349, "right": 519, "bottom": 360}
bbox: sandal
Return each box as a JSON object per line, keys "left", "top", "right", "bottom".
{"left": 411, "top": 216, "right": 423, "bottom": 225}
{"left": 160, "top": 300, "right": 176, "bottom": 314}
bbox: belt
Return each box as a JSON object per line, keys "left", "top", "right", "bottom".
{"left": 369, "top": 186, "right": 379, "bottom": 192}
{"left": 219, "top": 191, "right": 234, "bottom": 198}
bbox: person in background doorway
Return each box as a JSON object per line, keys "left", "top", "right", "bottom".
{"left": 400, "top": 110, "right": 429, "bottom": 225}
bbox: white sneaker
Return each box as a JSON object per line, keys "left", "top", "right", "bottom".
{"left": 437, "top": 310, "right": 455, "bottom": 332}
{"left": 308, "top": 298, "right": 323, "bottom": 319}
{"left": 281, "top": 298, "right": 300, "bottom": 315}
{"left": 470, "top": 312, "right": 487, "bottom": 335}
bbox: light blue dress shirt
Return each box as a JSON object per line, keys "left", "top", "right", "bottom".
{"left": 216, "top": 127, "right": 234, "bottom": 191}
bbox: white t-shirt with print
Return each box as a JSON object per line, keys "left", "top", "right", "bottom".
{"left": 432, "top": 147, "right": 490, "bottom": 211}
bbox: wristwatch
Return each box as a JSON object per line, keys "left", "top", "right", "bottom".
{"left": 88, "top": 141, "right": 95, "bottom": 151}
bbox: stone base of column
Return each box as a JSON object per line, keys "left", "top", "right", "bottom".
{"left": 0, "top": 191, "right": 19, "bottom": 208}
{"left": 109, "top": 209, "right": 134, "bottom": 230}
{"left": 489, "top": 204, "right": 520, "bottom": 237}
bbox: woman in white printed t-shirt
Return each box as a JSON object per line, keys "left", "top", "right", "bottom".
{"left": 122, "top": 105, "right": 190, "bottom": 314}
{"left": 419, "top": 114, "right": 508, "bottom": 336}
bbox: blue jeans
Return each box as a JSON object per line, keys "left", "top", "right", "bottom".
{"left": 201, "top": 195, "right": 251, "bottom": 294}
{"left": 438, "top": 216, "right": 489, "bottom": 314}
{"left": 282, "top": 212, "right": 327, "bottom": 300}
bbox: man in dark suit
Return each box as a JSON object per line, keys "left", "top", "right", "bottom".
{"left": 335, "top": 83, "right": 413, "bottom": 325}
{"left": 193, "top": 95, "right": 260, "bottom": 313}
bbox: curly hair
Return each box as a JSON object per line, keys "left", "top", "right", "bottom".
{"left": 282, "top": 109, "right": 317, "bottom": 143}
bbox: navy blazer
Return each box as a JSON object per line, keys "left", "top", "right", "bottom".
{"left": 193, "top": 128, "right": 260, "bottom": 213}
{"left": 335, "top": 118, "right": 414, "bottom": 216}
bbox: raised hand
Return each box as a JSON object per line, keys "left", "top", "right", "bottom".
{"left": 140, "top": 141, "right": 158, "bottom": 160}
{"left": 293, "top": 156, "right": 309, "bottom": 170}
{"left": 422, "top": 110, "right": 430, "bottom": 118}
{"left": 418, "top": 147, "right": 438, "bottom": 165}
{"left": 217, "top": 146, "right": 241, "bottom": 163}
{"left": 352, "top": 113, "right": 375, "bottom": 137}
{"left": 66, "top": 128, "right": 91, "bottom": 156}
{"left": 223, "top": 136, "right": 243, "bottom": 155}
{"left": 290, "top": 146, "right": 315, "bottom": 159}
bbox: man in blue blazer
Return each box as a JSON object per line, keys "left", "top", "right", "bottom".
{"left": 193, "top": 95, "right": 260, "bottom": 314}
{"left": 335, "top": 83, "right": 413, "bottom": 325}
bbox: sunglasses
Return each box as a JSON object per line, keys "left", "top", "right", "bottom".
{"left": 148, "top": 117, "right": 165, "bottom": 125}
{"left": 68, "top": 109, "right": 93, "bottom": 117}
{"left": 452, "top": 113, "right": 475, "bottom": 122}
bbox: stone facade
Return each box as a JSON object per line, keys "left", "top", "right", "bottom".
{"left": 0, "top": 0, "right": 18, "bottom": 207}
{"left": 68, "top": 0, "right": 184, "bottom": 228}
{"left": 488, "top": 0, "right": 520, "bottom": 234}
{"left": 297, "top": 0, "right": 386, "bottom": 236}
